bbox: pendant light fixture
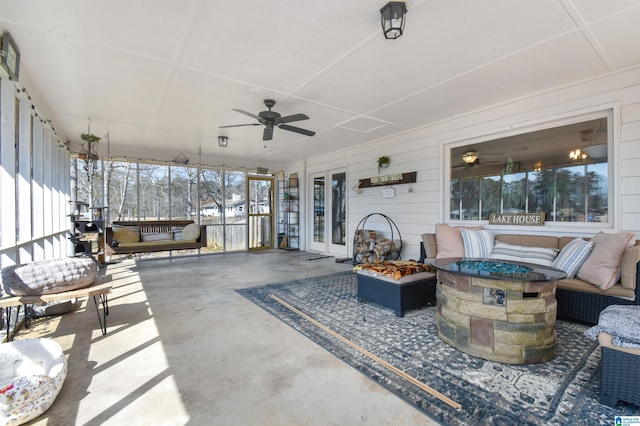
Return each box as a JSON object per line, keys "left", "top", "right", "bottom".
{"left": 380, "top": 2, "right": 408, "bottom": 40}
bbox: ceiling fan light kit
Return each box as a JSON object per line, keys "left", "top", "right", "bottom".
{"left": 380, "top": 1, "right": 407, "bottom": 39}
{"left": 219, "top": 99, "right": 315, "bottom": 141}
{"left": 462, "top": 151, "right": 478, "bottom": 165}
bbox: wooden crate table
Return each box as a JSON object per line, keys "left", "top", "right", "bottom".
{"left": 0, "top": 275, "right": 112, "bottom": 340}
{"left": 354, "top": 261, "right": 436, "bottom": 317}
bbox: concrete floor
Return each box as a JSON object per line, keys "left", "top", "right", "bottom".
{"left": 20, "top": 251, "right": 439, "bottom": 426}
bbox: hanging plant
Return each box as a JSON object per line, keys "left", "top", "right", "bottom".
{"left": 81, "top": 133, "right": 101, "bottom": 144}
{"left": 378, "top": 156, "right": 390, "bottom": 174}
{"left": 80, "top": 133, "right": 101, "bottom": 161}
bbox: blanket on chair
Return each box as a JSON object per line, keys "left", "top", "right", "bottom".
{"left": 585, "top": 305, "right": 640, "bottom": 348}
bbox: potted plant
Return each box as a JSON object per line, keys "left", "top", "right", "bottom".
{"left": 79, "top": 133, "right": 100, "bottom": 161}
{"left": 378, "top": 156, "right": 390, "bottom": 174}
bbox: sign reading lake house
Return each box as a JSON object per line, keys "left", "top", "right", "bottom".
{"left": 489, "top": 212, "right": 545, "bottom": 226}
{"left": 358, "top": 171, "right": 417, "bottom": 188}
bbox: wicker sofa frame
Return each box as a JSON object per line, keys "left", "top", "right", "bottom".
{"left": 105, "top": 220, "right": 206, "bottom": 256}
{"left": 599, "top": 332, "right": 640, "bottom": 407}
{"left": 419, "top": 237, "right": 640, "bottom": 325}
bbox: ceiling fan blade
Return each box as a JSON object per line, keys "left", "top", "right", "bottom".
{"left": 279, "top": 124, "right": 316, "bottom": 137}
{"left": 232, "top": 109, "right": 262, "bottom": 121}
{"left": 278, "top": 113, "right": 309, "bottom": 124}
{"left": 263, "top": 126, "right": 273, "bottom": 141}
{"left": 218, "top": 123, "right": 261, "bottom": 128}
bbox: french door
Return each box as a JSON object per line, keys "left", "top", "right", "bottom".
{"left": 308, "top": 169, "right": 347, "bottom": 256}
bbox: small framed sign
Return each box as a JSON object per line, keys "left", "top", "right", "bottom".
{"left": 489, "top": 212, "right": 545, "bottom": 226}
{"left": 1, "top": 32, "right": 20, "bottom": 81}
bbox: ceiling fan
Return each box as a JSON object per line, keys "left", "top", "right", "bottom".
{"left": 452, "top": 150, "right": 502, "bottom": 170}
{"left": 219, "top": 99, "right": 316, "bottom": 141}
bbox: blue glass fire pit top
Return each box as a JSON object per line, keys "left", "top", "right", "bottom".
{"left": 432, "top": 258, "right": 567, "bottom": 281}
{"left": 458, "top": 260, "right": 532, "bottom": 274}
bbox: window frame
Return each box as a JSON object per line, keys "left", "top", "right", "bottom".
{"left": 444, "top": 106, "right": 617, "bottom": 231}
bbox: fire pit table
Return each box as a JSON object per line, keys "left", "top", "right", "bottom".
{"left": 432, "top": 258, "right": 566, "bottom": 364}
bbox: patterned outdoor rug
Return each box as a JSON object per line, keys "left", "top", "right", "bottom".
{"left": 237, "top": 271, "right": 640, "bottom": 425}
{"left": 280, "top": 250, "right": 334, "bottom": 261}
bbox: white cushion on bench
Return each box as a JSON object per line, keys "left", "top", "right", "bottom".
{"left": 1, "top": 258, "right": 97, "bottom": 296}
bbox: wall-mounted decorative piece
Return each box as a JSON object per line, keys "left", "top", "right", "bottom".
{"left": 377, "top": 156, "right": 390, "bottom": 174}
{"left": 358, "top": 171, "right": 417, "bottom": 188}
{"left": 489, "top": 212, "right": 545, "bottom": 226}
{"left": 0, "top": 32, "right": 20, "bottom": 80}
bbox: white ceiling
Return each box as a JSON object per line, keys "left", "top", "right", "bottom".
{"left": 2, "top": 0, "right": 640, "bottom": 168}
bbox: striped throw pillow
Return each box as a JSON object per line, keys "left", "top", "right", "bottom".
{"left": 460, "top": 229, "right": 494, "bottom": 258}
{"left": 490, "top": 241, "right": 559, "bottom": 267}
{"left": 553, "top": 238, "right": 593, "bottom": 278}
{"left": 141, "top": 232, "right": 173, "bottom": 242}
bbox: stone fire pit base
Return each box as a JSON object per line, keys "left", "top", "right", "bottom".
{"left": 436, "top": 269, "right": 557, "bottom": 364}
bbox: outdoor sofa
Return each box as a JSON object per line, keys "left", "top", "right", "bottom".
{"left": 420, "top": 224, "right": 640, "bottom": 324}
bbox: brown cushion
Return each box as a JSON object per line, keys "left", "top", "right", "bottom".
{"left": 112, "top": 225, "right": 140, "bottom": 243}
{"left": 434, "top": 223, "right": 483, "bottom": 259}
{"left": 495, "top": 234, "right": 560, "bottom": 249}
{"left": 421, "top": 233, "right": 437, "bottom": 258}
{"left": 577, "top": 232, "right": 636, "bottom": 290}
{"left": 621, "top": 244, "right": 640, "bottom": 290}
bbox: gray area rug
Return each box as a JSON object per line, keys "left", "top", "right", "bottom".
{"left": 237, "top": 271, "right": 640, "bottom": 425}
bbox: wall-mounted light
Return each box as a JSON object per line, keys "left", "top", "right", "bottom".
{"left": 218, "top": 136, "right": 228, "bottom": 148}
{"left": 380, "top": 2, "right": 407, "bottom": 40}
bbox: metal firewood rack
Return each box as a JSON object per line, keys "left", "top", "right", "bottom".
{"left": 352, "top": 213, "right": 402, "bottom": 265}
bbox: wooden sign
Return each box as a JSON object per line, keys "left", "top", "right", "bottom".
{"left": 358, "top": 171, "right": 417, "bottom": 188}
{"left": 489, "top": 212, "right": 545, "bottom": 226}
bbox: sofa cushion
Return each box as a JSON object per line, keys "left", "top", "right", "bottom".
{"left": 434, "top": 223, "right": 483, "bottom": 259}
{"left": 552, "top": 238, "right": 593, "bottom": 278}
{"left": 181, "top": 223, "right": 201, "bottom": 241}
{"left": 112, "top": 225, "right": 140, "bottom": 243}
{"left": 489, "top": 241, "right": 558, "bottom": 267}
{"left": 421, "top": 233, "right": 437, "bottom": 258}
{"left": 577, "top": 232, "right": 636, "bottom": 290}
{"left": 621, "top": 244, "right": 640, "bottom": 290}
{"left": 140, "top": 232, "right": 173, "bottom": 242}
{"left": 172, "top": 227, "right": 184, "bottom": 241}
{"left": 556, "top": 278, "right": 636, "bottom": 299}
{"left": 460, "top": 229, "right": 494, "bottom": 258}
{"left": 1, "top": 258, "right": 97, "bottom": 296}
{"left": 495, "top": 234, "right": 560, "bottom": 249}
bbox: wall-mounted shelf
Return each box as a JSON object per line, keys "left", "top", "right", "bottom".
{"left": 278, "top": 178, "right": 299, "bottom": 251}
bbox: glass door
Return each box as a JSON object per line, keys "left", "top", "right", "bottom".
{"left": 307, "top": 169, "right": 347, "bottom": 256}
{"left": 309, "top": 174, "right": 325, "bottom": 252}
{"left": 248, "top": 176, "right": 274, "bottom": 250}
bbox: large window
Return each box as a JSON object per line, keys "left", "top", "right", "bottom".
{"left": 76, "top": 158, "right": 255, "bottom": 255}
{"left": 449, "top": 114, "right": 611, "bottom": 224}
